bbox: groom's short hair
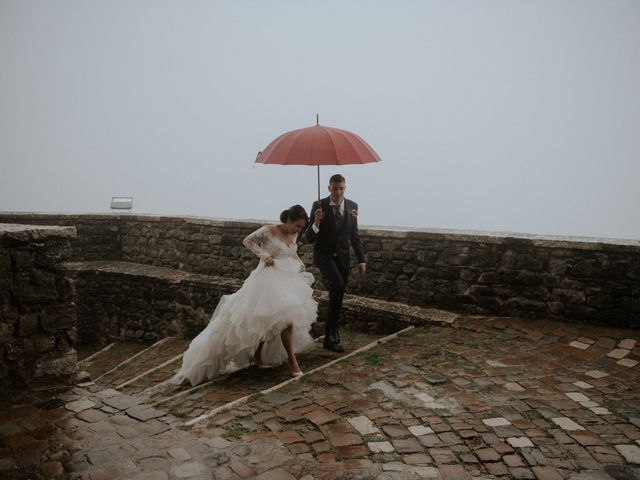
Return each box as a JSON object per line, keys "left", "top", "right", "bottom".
{"left": 329, "top": 174, "right": 345, "bottom": 184}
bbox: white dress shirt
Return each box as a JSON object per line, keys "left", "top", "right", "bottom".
{"left": 312, "top": 199, "right": 344, "bottom": 233}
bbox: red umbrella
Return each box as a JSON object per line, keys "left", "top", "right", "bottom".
{"left": 255, "top": 117, "right": 381, "bottom": 199}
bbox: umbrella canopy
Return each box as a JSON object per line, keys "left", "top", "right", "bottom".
{"left": 255, "top": 122, "right": 381, "bottom": 199}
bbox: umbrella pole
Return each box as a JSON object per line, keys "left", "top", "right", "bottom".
{"left": 317, "top": 165, "right": 320, "bottom": 201}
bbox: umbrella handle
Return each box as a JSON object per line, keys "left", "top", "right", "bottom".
{"left": 316, "top": 115, "right": 320, "bottom": 200}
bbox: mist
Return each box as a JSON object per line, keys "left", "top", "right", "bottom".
{"left": 1, "top": 0, "right": 639, "bottom": 239}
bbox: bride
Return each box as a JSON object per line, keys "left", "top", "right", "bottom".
{"left": 172, "top": 204, "right": 318, "bottom": 386}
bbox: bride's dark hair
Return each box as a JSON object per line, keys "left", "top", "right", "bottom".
{"left": 280, "top": 204, "right": 309, "bottom": 229}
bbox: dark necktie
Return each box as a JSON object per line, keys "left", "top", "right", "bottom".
{"left": 333, "top": 205, "right": 342, "bottom": 221}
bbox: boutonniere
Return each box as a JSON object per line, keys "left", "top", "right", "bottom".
{"left": 350, "top": 209, "right": 358, "bottom": 219}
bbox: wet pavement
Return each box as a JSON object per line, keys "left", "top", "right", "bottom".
{"left": 1, "top": 317, "right": 639, "bottom": 479}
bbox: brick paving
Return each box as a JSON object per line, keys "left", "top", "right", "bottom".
{"left": 156, "top": 331, "right": 385, "bottom": 420}
{"left": 1, "top": 316, "right": 639, "bottom": 479}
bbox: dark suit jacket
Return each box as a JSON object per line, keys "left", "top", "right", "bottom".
{"left": 306, "top": 197, "right": 366, "bottom": 269}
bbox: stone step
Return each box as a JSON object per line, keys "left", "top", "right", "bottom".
{"left": 77, "top": 329, "right": 387, "bottom": 424}
{"left": 77, "top": 341, "right": 154, "bottom": 381}
{"left": 154, "top": 330, "right": 385, "bottom": 421}
{"left": 97, "top": 337, "right": 190, "bottom": 393}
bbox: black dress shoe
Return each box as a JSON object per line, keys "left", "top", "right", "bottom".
{"left": 324, "top": 342, "right": 344, "bottom": 353}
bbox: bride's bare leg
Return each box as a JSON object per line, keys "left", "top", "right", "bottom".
{"left": 280, "top": 325, "right": 302, "bottom": 376}
{"left": 254, "top": 341, "right": 266, "bottom": 367}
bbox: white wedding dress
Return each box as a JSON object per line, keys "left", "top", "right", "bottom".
{"left": 171, "top": 226, "right": 318, "bottom": 386}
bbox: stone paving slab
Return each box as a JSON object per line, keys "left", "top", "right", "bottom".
{"left": 1, "top": 316, "right": 639, "bottom": 479}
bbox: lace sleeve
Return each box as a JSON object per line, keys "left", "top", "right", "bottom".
{"left": 293, "top": 235, "right": 305, "bottom": 271}
{"left": 242, "top": 226, "right": 272, "bottom": 261}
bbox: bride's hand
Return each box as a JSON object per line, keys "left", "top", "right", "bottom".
{"left": 264, "top": 256, "right": 274, "bottom": 267}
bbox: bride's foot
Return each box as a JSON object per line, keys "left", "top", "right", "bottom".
{"left": 254, "top": 350, "right": 272, "bottom": 369}
{"left": 288, "top": 359, "right": 303, "bottom": 377}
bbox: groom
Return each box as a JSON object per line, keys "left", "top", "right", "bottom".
{"left": 307, "top": 174, "right": 366, "bottom": 352}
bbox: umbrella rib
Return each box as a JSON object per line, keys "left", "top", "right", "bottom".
{"left": 331, "top": 128, "right": 360, "bottom": 165}
{"left": 278, "top": 129, "right": 306, "bottom": 164}
{"left": 342, "top": 128, "right": 381, "bottom": 163}
{"left": 257, "top": 127, "right": 305, "bottom": 164}
{"left": 320, "top": 125, "right": 338, "bottom": 166}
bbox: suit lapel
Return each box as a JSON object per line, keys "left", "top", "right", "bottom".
{"left": 336, "top": 199, "right": 349, "bottom": 233}
{"left": 323, "top": 197, "right": 350, "bottom": 233}
{"left": 322, "top": 197, "right": 337, "bottom": 229}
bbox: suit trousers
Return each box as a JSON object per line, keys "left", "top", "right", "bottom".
{"left": 318, "top": 255, "right": 349, "bottom": 345}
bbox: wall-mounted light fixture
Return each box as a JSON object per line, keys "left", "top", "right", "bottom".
{"left": 110, "top": 196, "right": 133, "bottom": 211}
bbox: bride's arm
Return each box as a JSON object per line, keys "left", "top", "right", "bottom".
{"left": 242, "top": 226, "right": 273, "bottom": 263}
{"left": 293, "top": 234, "right": 305, "bottom": 272}
{"left": 294, "top": 252, "right": 306, "bottom": 272}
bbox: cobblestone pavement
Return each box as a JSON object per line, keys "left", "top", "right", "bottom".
{"left": 1, "top": 317, "right": 639, "bottom": 480}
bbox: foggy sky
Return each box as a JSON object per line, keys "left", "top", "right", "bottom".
{"left": 1, "top": 0, "right": 639, "bottom": 240}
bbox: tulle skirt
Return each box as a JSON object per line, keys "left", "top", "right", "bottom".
{"left": 171, "top": 257, "right": 317, "bottom": 386}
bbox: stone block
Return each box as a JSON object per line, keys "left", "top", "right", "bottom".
{"left": 469, "top": 285, "right": 493, "bottom": 296}
{"left": 504, "top": 297, "right": 547, "bottom": 313}
{"left": 40, "top": 304, "right": 77, "bottom": 333}
{"left": 0, "top": 249, "right": 11, "bottom": 271}
{"left": 368, "top": 441, "right": 394, "bottom": 453}
{"left": 0, "top": 322, "right": 13, "bottom": 345}
{"left": 515, "top": 271, "right": 544, "bottom": 286}
{"left": 551, "top": 288, "right": 585, "bottom": 305}
{"left": 515, "top": 253, "right": 543, "bottom": 271}
{"left": 34, "top": 350, "right": 76, "bottom": 381}
{"left": 0, "top": 278, "right": 12, "bottom": 303}
{"left": 563, "top": 304, "right": 597, "bottom": 321}
{"left": 522, "top": 285, "right": 550, "bottom": 301}
{"left": 476, "top": 296, "right": 503, "bottom": 311}
{"left": 33, "top": 335, "right": 56, "bottom": 353}
{"left": 12, "top": 249, "right": 34, "bottom": 270}
{"left": 17, "top": 313, "right": 39, "bottom": 337}
{"left": 55, "top": 276, "right": 75, "bottom": 300}
{"left": 570, "top": 259, "right": 598, "bottom": 278}
{"left": 551, "top": 417, "right": 584, "bottom": 431}
{"left": 507, "top": 437, "right": 534, "bottom": 448}
{"left": 170, "top": 461, "right": 212, "bottom": 479}
{"left": 13, "top": 270, "right": 59, "bottom": 304}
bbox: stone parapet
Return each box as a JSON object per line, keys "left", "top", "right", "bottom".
{"left": 1, "top": 213, "right": 638, "bottom": 328}
{"left": 63, "top": 260, "right": 242, "bottom": 344}
{"left": 358, "top": 227, "right": 640, "bottom": 328}
{"left": 0, "top": 213, "right": 121, "bottom": 261}
{"left": 0, "top": 223, "right": 78, "bottom": 389}
{"left": 62, "top": 260, "right": 456, "bottom": 344}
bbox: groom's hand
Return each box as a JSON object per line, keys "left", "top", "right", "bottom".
{"left": 358, "top": 263, "right": 366, "bottom": 276}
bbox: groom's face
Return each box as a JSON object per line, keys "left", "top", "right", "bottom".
{"left": 328, "top": 181, "right": 346, "bottom": 203}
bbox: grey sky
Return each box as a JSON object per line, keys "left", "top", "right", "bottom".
{"left": 1, "top": 0, "right": 639, "bottom": 239}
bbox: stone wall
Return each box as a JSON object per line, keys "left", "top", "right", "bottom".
{"left": 65, "top": 261, "right": 242, "bottom": 344}
{"left": 358, "top": 230, "right": 640, "bottom": 328}
{"left": 1, "top": 213, "right": 638, "bottom": 328}
{"left": 0, "top": 213, "right": 121, "bottom": 261}
{"left": 64, "top": 261, "right": 430, "bottom": 345}
{"left": 0, "top": 224, "right": 78, "bottom": 389}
